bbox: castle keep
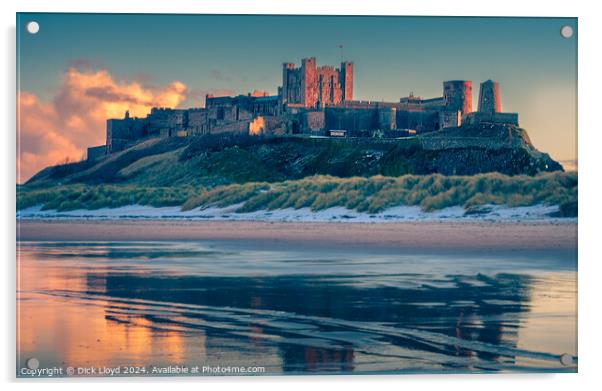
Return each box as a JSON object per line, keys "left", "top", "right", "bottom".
{"left": 282, "top": 58, "right": 353, "bottom": 109}
{"left": 89, "top": 57, "right": 519, "bottom": 159}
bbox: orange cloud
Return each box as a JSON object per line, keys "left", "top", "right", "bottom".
{"left": 17, "top": 67, "right": 188, "bottom": 183}
{"left": 250, "top": 90, "right": 270, "bottom": 97}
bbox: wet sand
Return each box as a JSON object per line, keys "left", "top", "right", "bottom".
{"left": 17, "top": 219, "right": 577, "bottom": 251}
{"left": 17, "top": 240, "right": 578, "bottom": 373}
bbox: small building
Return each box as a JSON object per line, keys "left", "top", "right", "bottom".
{"left": 87, "top": 145, "right": 106, "bottom": 161}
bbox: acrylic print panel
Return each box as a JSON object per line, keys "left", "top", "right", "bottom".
{"left": 16, "top": 13, "right": 577, "bottom": 377}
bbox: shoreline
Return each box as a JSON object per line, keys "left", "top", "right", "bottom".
{"left": 17, "top": 219, "right": 577, "bottom": 252}
{"left": 17, "top": 203, "right": 570, "bottom": 223}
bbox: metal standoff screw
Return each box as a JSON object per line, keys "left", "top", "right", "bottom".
{"left": 26, "top": 21, "right": 40, "bottom": 34}
{"left": 26, "top": 357, "right": 40, "bottom": 370}
{"left": 559, "top": 353, "right": 573, "bottom": 366}
{"left": 560, "top": 25, "right": 573, "bottom": 39}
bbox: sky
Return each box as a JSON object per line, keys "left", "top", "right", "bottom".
{"left": 16, "top": 13, "right": 577, "bottom": 182}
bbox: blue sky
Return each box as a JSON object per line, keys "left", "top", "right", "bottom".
{"left": 17, "top": 13, "right": 577, "bottom": 165}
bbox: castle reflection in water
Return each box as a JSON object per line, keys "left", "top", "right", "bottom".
{"left": 17, "top": 242, "right": 577, "bottom": 375}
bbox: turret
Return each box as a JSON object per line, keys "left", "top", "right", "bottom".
{"left": 340, "top": 61, "right": 354, "bottom": 102}
{"left": 478, "top": 80, "right": 502, "bottom": 113}
{"left": 443, "top": 80, "right": 473, "bottom": 116}
{"left": 281, "top": 62, "right": 295, "bottom": 105}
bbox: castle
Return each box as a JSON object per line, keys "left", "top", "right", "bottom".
{"left": 86, "top": 57, "right": 519, "bottom": 160}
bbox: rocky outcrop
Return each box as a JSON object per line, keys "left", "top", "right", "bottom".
{"left": 413, "top": 124, "right": 563, "bottom": 175}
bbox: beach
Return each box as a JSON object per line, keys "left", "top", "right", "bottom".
{"left": 17, "top": 219, "right": 577, "bottom": 252}
{"left": 17, "top": 224, "right": 578, "bottom": 375}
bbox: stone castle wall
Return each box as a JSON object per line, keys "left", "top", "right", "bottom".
{"left": 86, "top": 145, "right": 106, "bottom": 161}
{"left": 100, "top": 57, "right": 520, "bottom": 155}
{"left": 463, "top": 112, "right": 518, "bottom": 126}
{"left": 419, "top": 136, "right": 524, "bottom": 151}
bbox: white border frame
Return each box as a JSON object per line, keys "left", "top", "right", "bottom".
{"left": 3, "top": 1, "right": 600, "bottom": 390}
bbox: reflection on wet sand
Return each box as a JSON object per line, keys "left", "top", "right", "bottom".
{"left": 17, "top": 241, "right": 577, "bottom": 376}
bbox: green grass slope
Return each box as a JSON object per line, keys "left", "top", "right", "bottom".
{"left": 25, "top": 125, "right": 563, "bottom": 189}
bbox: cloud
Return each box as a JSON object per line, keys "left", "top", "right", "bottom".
{"left": 250, "top": 90, "right": 270, "bottom": 97}
{"left": 17, "top": 67, "right": 188, "bottom": 183}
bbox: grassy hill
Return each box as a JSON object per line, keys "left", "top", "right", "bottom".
{"left": 18, "top": 125, "right": 575, "bottom": 217}
{"left": 25, "top": 124, "right": 563, "bottom": 189}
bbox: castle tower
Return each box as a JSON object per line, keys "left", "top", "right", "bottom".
{"left": 281, "top": 62, "right": 296, "bottom": 105}
{"left": 443, "top": 80, "right": 473, "bottom": 116}
{"left": 478, "top": 80, "right": 502, "bottom": 113}
{"left": 340, "top": 61, "right": 354, "bottom": 102}
{"left": 301, "top": 57, "right": 318, "bottom": 108}
{"left": 281, "top": 57, "right": 354, "bottom": 110}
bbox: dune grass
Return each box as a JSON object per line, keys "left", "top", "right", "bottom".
{"left": 17, "top": 171, "right": 577, "bottom": 217}
{"left": 181, "top": 182, "right": 270, "bottom": 211}
{"left": 234, "top": 172, "right": 577, "bottom": 215}
{"left": 17, "top": 185, "right": 198, "bottom": 212}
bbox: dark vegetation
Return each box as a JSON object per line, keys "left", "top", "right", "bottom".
{"left": 18, "top": 126, "right": 576, "bottom": 217}
{"left": 26, "top": 127, "right": 562, "bottom": 189}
